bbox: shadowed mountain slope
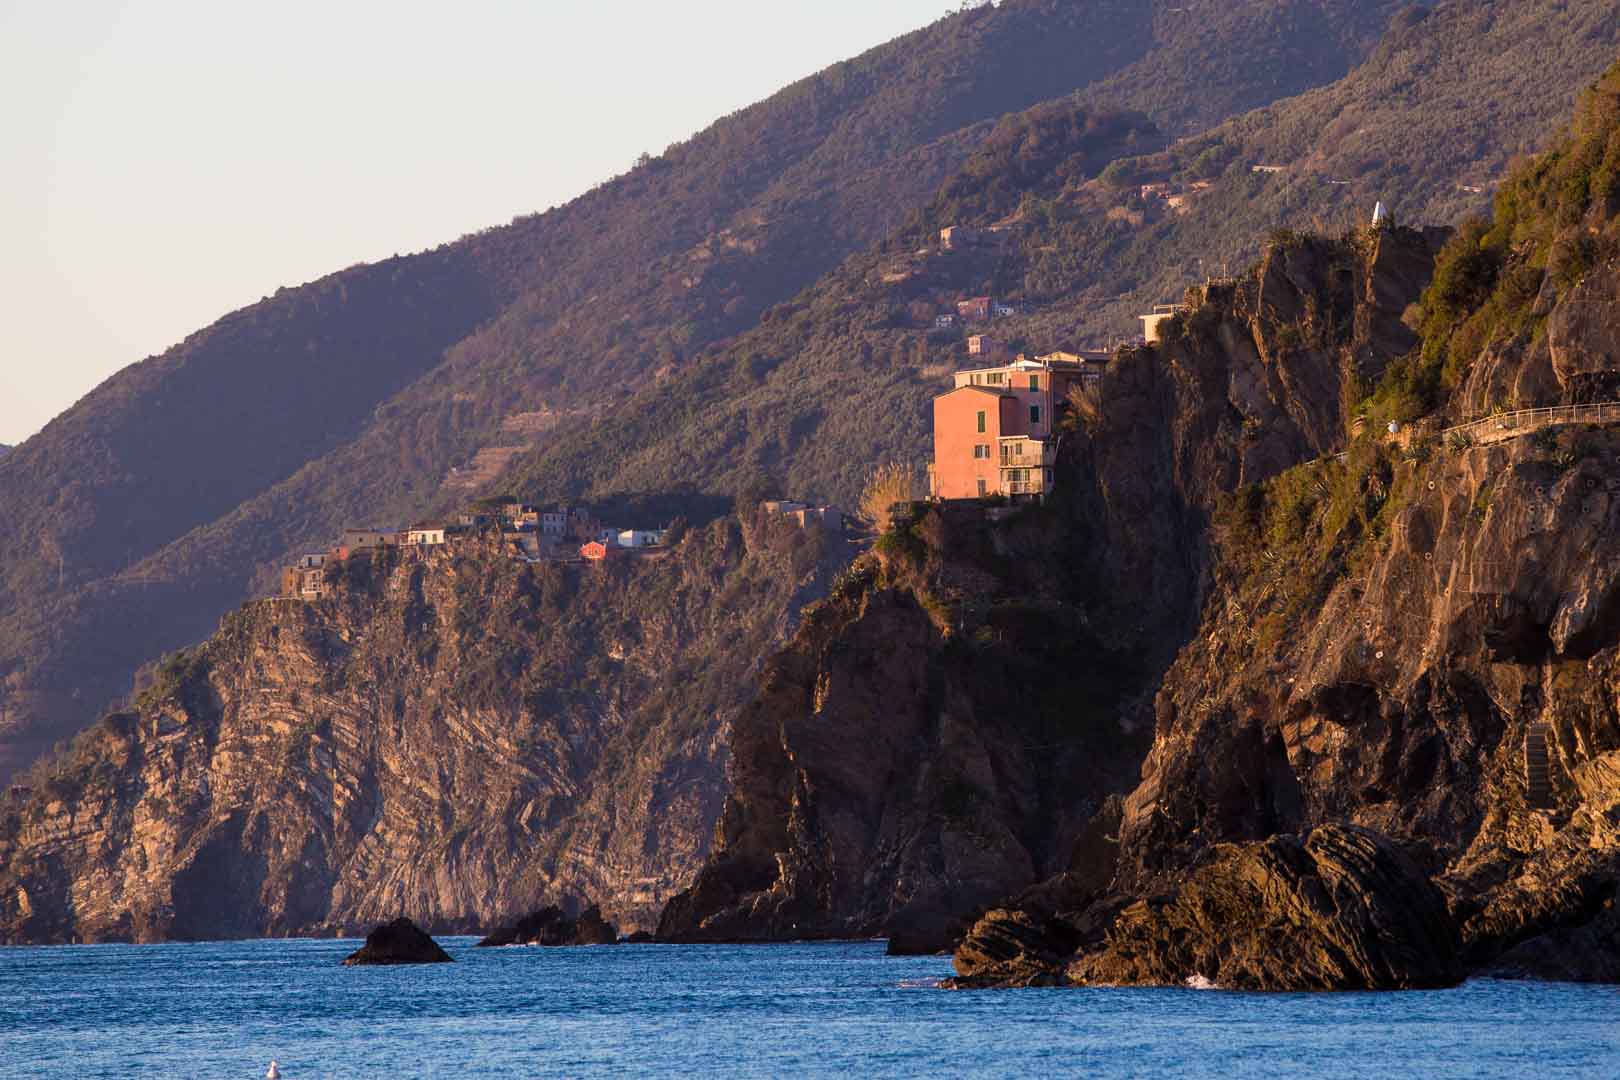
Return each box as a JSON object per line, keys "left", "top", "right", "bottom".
{"left": 503, "top": 0, "right": 1620, "bottom": 514}
{"left": 0, "top": 0, "right": 1412, "bottom": 781}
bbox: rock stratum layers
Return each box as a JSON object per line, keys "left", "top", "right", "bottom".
{"left": 0, "top": 514, "right": 844, "bottom": 943}
{"left": 954, "top": 826, "right": 1462, "bottom": 989}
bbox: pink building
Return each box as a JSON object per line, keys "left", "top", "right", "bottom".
{"left": 928, "top": 354, "right": 1106, "bottom": 501}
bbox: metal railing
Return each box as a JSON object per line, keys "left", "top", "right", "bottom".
{"left": 1443, "top": 401, "right": 1620, "bottom": 445}
{"left": 1004, "top": 481, "right": 1045, "bottom": 495}
{"left": 1304, "top": 400, "right": 1620, "bottom": 468}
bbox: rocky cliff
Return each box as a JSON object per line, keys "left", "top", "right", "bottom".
{"left": 947, "top": 65, "right": 1620, "bottom": 986}
{"left": 661, "top": 224, "right": 1445, "bottom": 951}
{"left": 658, "top": 503, "right": 1149, "bottom": 950}
{"left": 0, "top": 513, "right": 844, "bottom": 943}
{"left": 954, "top": 824, "right": 1464, "bottom": 990}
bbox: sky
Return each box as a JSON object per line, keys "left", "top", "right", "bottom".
{"left": 0, "top": 0, "right": 954, "bottom": 446}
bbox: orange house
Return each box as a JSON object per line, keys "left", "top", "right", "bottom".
{"left": 930, "top": 386, "right": 1023, "bottom": 499}
{"left": 930, "top": 354, "right": 1106, "bottom": 501}
{"left": 581, "top": 541, "right": 624, "bottom": 562}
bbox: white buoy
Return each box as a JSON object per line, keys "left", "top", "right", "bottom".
{"left": 267, "top": 1062, "right": 281, "bottom": 1080}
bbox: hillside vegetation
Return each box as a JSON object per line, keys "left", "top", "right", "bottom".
{"left": 503, "top": 0, "right": 1620, "bottom": 514}
{"left": 0, "top": 0, "right": 1414, "bottom": 781}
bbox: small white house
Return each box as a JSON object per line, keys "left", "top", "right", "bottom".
{"left": 617, "top": 529, "right": 668, "bottom": 548}
{"left": 405, "top": 527, "right": 447, "bottom": 547}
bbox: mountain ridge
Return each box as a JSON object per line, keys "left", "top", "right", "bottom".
{"left": 0, "top": 0, "right": 1416, "bottom": 783}
{"left": 503, "top": 0, "right": 1620, "bottom": 514}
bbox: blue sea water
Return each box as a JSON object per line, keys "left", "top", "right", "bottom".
{"left": 1, "top": 938, "right": 1617, "bottom": 1078}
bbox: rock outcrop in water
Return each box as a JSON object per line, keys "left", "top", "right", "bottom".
{"left": 953, "top": 826, "right": 1462, "bottom": 990}
{"left": 0, "top": 514, "right": 846, "bottom": 944}
{"left": 477, "top": 905, "right": 618, "bottom": 947}
{"left": 342, "top": 918, "right": 452, "bottom": 965}
{"left": 1483, "top": 880, "right": 1620, "bottom": 984}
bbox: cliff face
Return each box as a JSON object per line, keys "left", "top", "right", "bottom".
{"left": 1103, "top": 65, "right": 1620, "bottom": 981}
{"left": 661, "top": 226, "right": 1442, "bottom": 948}
{"left": 659, "top": 505, "right": 1148, "bottom": 949}
{"left": 1091, "top": 389, "right": 1620, "bottom": 985}
{"left": 1078, "top": 226, "right": 1445, "bottom": 654}
{"left": 947, "top": 66, "right": 1620, "bottom": 986}
{"left": 0, "top": 515, "right": 843, "bottom": 943}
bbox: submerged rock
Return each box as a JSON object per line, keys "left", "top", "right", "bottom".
{"left": 1069, "top": 826, "right": 1462, "bottom": 990}
{"left": 477, "top": 904, "right": 618, "bottom": 947}
{"left": 341, "top": 918, "right": 453, "bottom": 965}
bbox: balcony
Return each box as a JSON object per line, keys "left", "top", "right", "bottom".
{"left": 998, "top": 439, "right": 1055, "bottom": 468}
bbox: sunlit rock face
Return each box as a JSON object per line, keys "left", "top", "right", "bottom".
{"left": 0, "top": 517, "right": 845, "bottom": 943}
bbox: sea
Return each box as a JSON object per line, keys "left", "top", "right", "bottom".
{"left": 1, "top": 938, "right": 1617, "bottom": 1078}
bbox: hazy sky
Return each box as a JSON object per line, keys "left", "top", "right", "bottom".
{"left": 0, "top": 0, "right": 952, "bottom": 445}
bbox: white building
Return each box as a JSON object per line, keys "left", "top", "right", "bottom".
{"left": 617, "top": 529, "right": 668, "bottom": 548}
{"left": 405, "top": 527, "right": 447, "bottom": 547}
{"left": 1139, "top": 304, "right": 1179, "bottom": 344}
